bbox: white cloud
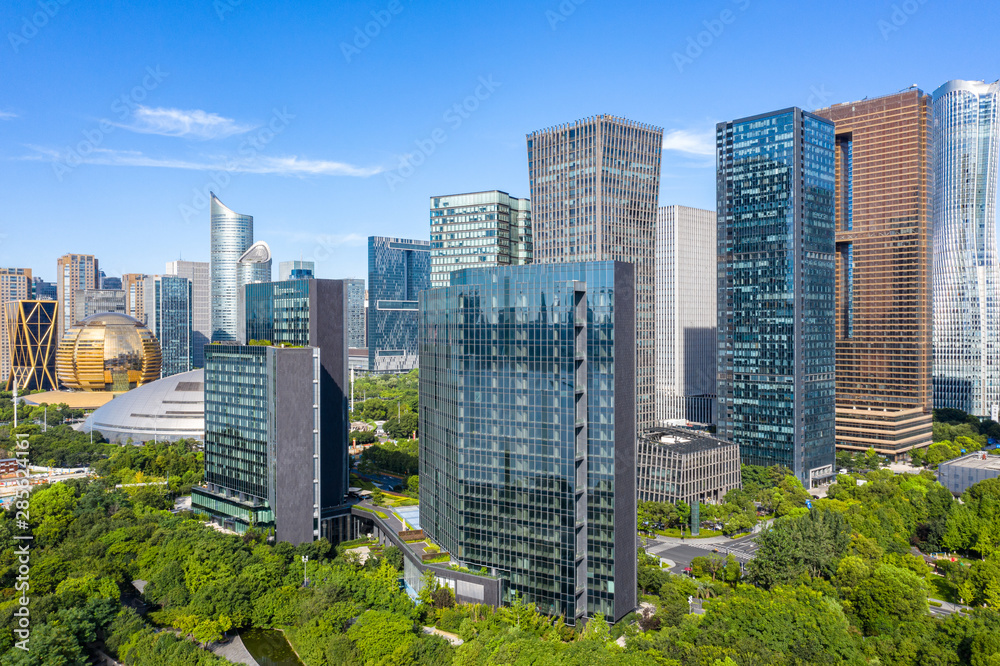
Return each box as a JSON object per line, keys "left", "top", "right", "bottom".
{"left": 662, "top": 128, "right": 715, "bottom": 156}
{"left": 118, "top": 106, "right": 256, "bottom": 139}
{"left": 21, "top": 146, "right": 384, "bottom": 177}
{"left": 0, "top": 111, "right": 17, "bottom": 120}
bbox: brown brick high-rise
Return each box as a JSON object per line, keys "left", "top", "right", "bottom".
{"left": 815, "top": 89, "right": 933, "bottom": 458}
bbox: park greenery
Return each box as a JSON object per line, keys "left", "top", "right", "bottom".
{"left": 4, "top": 420, "right": 1000, "bottom": 663}
{"left": 350, "top": 369, "right": 418, "bottom": 423}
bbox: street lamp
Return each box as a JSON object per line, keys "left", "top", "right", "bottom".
{"left": 302, "top": 555, "right": 309, "bottom": 586}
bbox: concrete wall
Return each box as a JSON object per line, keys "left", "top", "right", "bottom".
{"left": 612, "top": 261, "right": 637, "bottom": 623}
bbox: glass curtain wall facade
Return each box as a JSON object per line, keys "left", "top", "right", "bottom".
{"left": 0, "top": 268, "right": 32, "bottom": 384}
{"left": 429, "top": 190, "right": 532, "bottom": 288}
{"left": 526, "top": 115, "right": 662, "bottom": 431}
{"left": 815, "top": 90, "right": 934, "bottom": 456}
{"left": 244, "top": 278, "right": 350, "bottom": 516}
{"left": 716, "top": 108, "right": 837, "bottom": 487}
{"left": 165, "top": 261, "right": 211, "bottom": 368}
{"left": 211, "top": 193, "right": 254, "bottom": 343}
{"left": 419, "top": 261, "right": 636, "bottom": 624}
{"left": 345, "top": 278, "right": 366, "bottom": 348}
{"left": 194, "top": 344, "right": 322, "bottom": 545}
{"left": 932, "top": 80, "right": 1000, "bottom": 418}
{"left": 145, "top": 275, "right": 193, "bottom": 378}
{"left": 654, "top": 206, "right": 717, "bottom": 425}
{"left": 368, "top": 237, "right": 430, "bottom": 373}
{"left": 56, "top": 254, "right": 99, "bottom": 335}
{"left": 278, "top": 260, "right": 315, "bottom": 281}
{"left": 4, "top": 300, "right": 58, "bottom": 391}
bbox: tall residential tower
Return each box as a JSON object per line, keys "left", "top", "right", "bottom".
{"left": 0, "top": 268, "right": 32, "bottom": 385}
{"left": 56, "top": 254, "right": 99, "bottom": 335}
{"left": 527, "top": 115, "right": 662, "bottom": 430}
{"left": 716, "top": 108, "right": 837, "bottom": 487}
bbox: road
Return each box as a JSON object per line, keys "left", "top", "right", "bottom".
{"left": 354, "top": 471, "right": 405, "bottom": 491}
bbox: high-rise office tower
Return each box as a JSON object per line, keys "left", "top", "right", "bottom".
{"left": 32, "top": 277, "right": 56, "bottom": 301}
{"left": 244, "top": 278, "right": 351, "bottom": 530}
{"left": 344, "top": 278, "right": 366, "bottom": 348}
{"left": 122, "top": 273, "right": 148, "bottom": 323}
{"left": 238, "top": 241, "right": 272, "bottom": 286}
{"left": 210, "top": 193, "right": 254, "bottom": 343}
{"left": 527, "top": 115, "right": 662, "bottom": 430}
{"left": 0, "top": 268, "right": 32, "bottom": 386}
{"left": 194, "top": 343, "right": 322, "bottom": 545}
{"left": 278, "top": 260, "right": 315, "bottom": 281}
{"left": 429, "top": 190, "right": 532, "bottom": 288}
{"left": 74, "top": 289, "right": 126, "bottom": 322}
{"left": 4, "top": 300, "right": 58, "bottom": 391}
{"left": 145, "top": 275, "right": 193, "bottom": 378}
{"left": 56, "top": 254, "right": 99, "bottom": 334}
{"left": 194, "top": 278, "right": 352, "bottom": 543}
{"left": 815, "top": 89, "right": 934, "bottom": 455}
{"left": 368, "top": 236, "right": 430, "bottom": 373}
{"left": 932, "top": 80, "right": 1000, "bottom": 418}
{"left": 654, "top": 206, "right": 717, "bottom": 425}
{"left": 420, "top": 261, "right": 636, "bottom": 624}
{"left": 716, "top": 108, "right": 837, "bottom": 488}
{"left": 165, "top": 261, "right": 211, "bottom": 368}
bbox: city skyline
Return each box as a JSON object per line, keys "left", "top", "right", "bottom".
{"left": 2, "top": 2, "right": 993, "bottom": 283}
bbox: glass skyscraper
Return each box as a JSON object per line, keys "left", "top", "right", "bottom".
{"left": 165, "top": 261, "right": 210, "bottom": 368}
{"left": 932, "top": 80, "right": 1000, "bottom": 418}
{"left": 367, "top": 236, "right": 430, "bottom": 373}
{"left": 527, "top": 115, "right": 662, "bottom": 431}
{"left": 419, "top": 261, "right": 636, "bottom": 624}
{"left": 716, "top": 108, "right": 836, "bottom": 488}
{"left": 144, "top": 275, "right": 193, "bottom": 378}
{"left": 210, "top": 193, "right": 254, "bottom": 343}
{"left": 429, "top": 190, "right": 532, "bottom": 288}
{"left": 244, "top": 278, "right": 351, "bottom": 519}
{"left": 74, "top": 288, "right": 126, "bottom": 321}
{"left": 344, "top": 278, "right": 366, "bottom": 349}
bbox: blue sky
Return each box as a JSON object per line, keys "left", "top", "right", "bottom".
{"left": 0, "top": 0, "right": 994, "bottom": 282}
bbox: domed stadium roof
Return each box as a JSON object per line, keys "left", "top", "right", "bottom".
{"left": 55, "top": 313, "right": 161, "bottom": 392}
{"left": 83, "top": 369, "right": 204, "bottom": 444}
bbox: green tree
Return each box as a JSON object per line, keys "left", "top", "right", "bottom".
{"left": 849, "top": 564, "right": 928, "bottom": 636}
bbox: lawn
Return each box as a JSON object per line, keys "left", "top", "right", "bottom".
{"left": 926, "top": 573, "right": 958, "bottom": 603}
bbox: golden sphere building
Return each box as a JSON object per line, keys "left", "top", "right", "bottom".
{"left": 55, "top": 313, "right": 162, "bottom": 392}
